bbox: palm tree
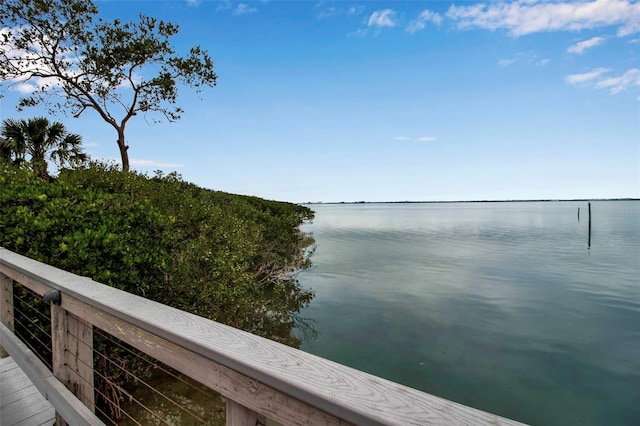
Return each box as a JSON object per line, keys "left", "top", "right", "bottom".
{"left": 0, "top": 117, "right": 88, "bottom": 179}
{"left": 0, "top": 137, "right": 12, "bottom": 163}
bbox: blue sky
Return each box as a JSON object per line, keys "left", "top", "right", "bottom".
{"left": 2, "top": 0, "right": 639, "bottom": 202}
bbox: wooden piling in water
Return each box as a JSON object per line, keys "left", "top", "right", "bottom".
{"left": 588, "top": 202, "right": 592, "bottom": 248}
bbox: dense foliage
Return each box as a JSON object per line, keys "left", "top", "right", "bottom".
{"left": 0, "top": 162, "right": 315, "bottom": 345}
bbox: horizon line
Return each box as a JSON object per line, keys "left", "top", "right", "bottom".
{"left": 301, "top": 198, "right": 640, "bottom": 205}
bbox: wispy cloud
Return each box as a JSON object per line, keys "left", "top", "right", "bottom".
{"left": 234, "top": 3, "right": 257, "bottom": 15}
{"left": 498, "top": 58, "right": 517, "bottom": 67}
{"left": 567, "top": 36, "right": 606, "bottom": 54}
{"left": 566, "top": 67, "right": 639, "bottom": 97}
{"left": 406, "top": 10, "right": 443, "bottom": 34}
{"left": 318, "top": 6, "right": 339, "bottom": 19}
{"left": 347, "top": 28, "right": 368, "bottom": 38}
{"left": 317, "top": 4, "right": 364, "bottom": 19}
{"left": 347, "top": 6, "right": 365, "bottom": 16}
{"left": 497, "top": 52, "right": 550, "bottom": 67}
{"left": 393, "top": 136, "right": 437, "bottom": 142}
{"left": 595, "top": 68, "right": 640, "bottom": 93}
{"left": 350, "top": 9, "right": 397, "bottom": 36}
{"left": 1, "top": 26, "right": 94, "bottom": 95}
{"left": 368, "top": 9, "right": 397, "bottom": 28}
{"left": 130, "top": 159, "right": 185, "bottom": 168}
{"left": 446, "top": 0, "right": 640, "bottom": 37}
{"left": 566, "top": 67, "right": 611, "bottom": 84}
{"left": 215, "top": 1, "right": 257, "bottom": 15}
{"left": 215, "top": 1, "right": 232, "bottom": 12}
{"left": 185, "top": 0, "right": 200, "bottom": 7}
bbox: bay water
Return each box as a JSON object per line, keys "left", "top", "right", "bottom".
{"left": 295, "top": 201, "right": 640, "bottom": 425}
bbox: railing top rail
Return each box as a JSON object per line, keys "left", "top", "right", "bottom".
{"left": 0, "top": 247, "right": 523, "bottom": 426}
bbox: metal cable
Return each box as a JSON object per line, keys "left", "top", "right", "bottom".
{"left": 13, "top": 292, "right": 51, "bottom": 323}
{"left": 13, "top": 305, "right": 52, "bottom": 340}
{"left": 94, "top": 349, "right": 207, "bottom": 424}
{"left": 93, "top": 368, "right": 173, "bottom": 426}
{"left": 10, "top": 286, "right": 213, "bottom": 425}
{"left": 93, "top": 405, "right": 121, "bottom": 426}
{"left": 93, "top": 328, "right": 214, "bottom": 400}
{"left": 92, "top": 373, "right": 144, "bottom": 426}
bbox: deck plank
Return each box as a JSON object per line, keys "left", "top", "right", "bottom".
{"left": 0, "top": 356, "right": 54, "bottom": 426}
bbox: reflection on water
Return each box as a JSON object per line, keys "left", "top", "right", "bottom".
{"left": 296, "top": 201, "right": 640, "bottom": 425}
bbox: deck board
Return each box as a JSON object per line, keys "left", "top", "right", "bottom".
{"left": 0, "top": 356, "right": 54, "bottom": 426}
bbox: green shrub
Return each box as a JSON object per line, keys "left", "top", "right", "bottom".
{"left": 1, "top": 161, "right": 315, "bottom": 343}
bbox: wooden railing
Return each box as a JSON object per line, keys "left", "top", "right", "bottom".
{"left": 0, "top": 247, "right": 524, "bottom": 425}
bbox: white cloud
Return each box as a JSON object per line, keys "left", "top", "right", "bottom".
{"left": 595, "top": 68, "right": 640, "bottom": 93}
{"left": 418, "top": 136, "right": 437, "bottom": 142}
{"left": 567, "top": 36, "right": 606, "bottom": 53}
{"left": 393, "top": 136, "right": 411, "bottom": 141}
{"left": 185, "top": 0, "right": 200, "bottom": 7}
{"left": 1, "top": 26, "right": 86, "bottom": 94}
{"left": 318, "top": 5, "right": 364, "bottom": 19}
{"left": 497, "top": 52, "right": 550, "bottom": 67}
{"left": 566, "top": 67, "right": 611, "bottom": 84}
{"left": 234, "top": 4, "right": 257, "bottom": 15}
{"left": 446, "top": 0, "right": 640, "bottom": 37}
{"left": 406, "top": 10, "right": 443, "bottom": 34}
{"left": 498, "top": 58, "right": 517, "bottom": 67}
{"left": 565, "top": 67, "right": 640, "bottom": 96}
{"left": 368, "top": 9, "right": 397, "bottom": 28}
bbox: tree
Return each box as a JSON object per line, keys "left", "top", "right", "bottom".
{"left": 1, "top": 117, "right": 88, "bottom": 179}
{"left": 0, "top": 0, "right": 217, "bottom": 171}
{"left": 0, "top": 137, "right": 11, "bottom": 163}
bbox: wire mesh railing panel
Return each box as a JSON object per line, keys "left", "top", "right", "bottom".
{"left": 92, "top": 328, "right": 226, "bottom": 426}
{"left": 13, "top": 281, "right": 53, "bottom": 370}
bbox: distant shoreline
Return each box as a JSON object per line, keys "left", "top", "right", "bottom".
{"left": 302, "top": 198, "right": 640, "bottom": 205}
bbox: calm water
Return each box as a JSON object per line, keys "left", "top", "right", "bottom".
{"left": 295, "top": 201, "right": 640, "bottom": 425}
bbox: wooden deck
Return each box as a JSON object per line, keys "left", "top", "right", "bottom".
{"left": 0, "top": 356, "right": 55, "bottom": 426}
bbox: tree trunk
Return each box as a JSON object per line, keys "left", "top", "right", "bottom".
{"left": 116, "top": 127, "right": 129, "bottom": 172}
{"left": 34, "top": 159, "right": 49, "bottom": 180}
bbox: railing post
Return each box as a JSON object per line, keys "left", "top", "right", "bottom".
{"left": 0, "top": 272, "right": 14, "bottom": 357}
{"left": 226, "top": 399, "right": 266, "bottom": 426}
{"left": 51, "top": 303, "right": 95, "bottom": 425}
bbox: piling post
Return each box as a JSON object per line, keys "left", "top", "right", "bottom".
{"left": 51, "top": 302, "right": 95, "bottom": 425}
{"left": 588, "top": 202, "right": 592, "bottom": 248}
{"left": 0, "top": 273, "right": 13, "bottom": 357}
{"left": 226, "top": 400, "right": 266, "bottom": 426}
